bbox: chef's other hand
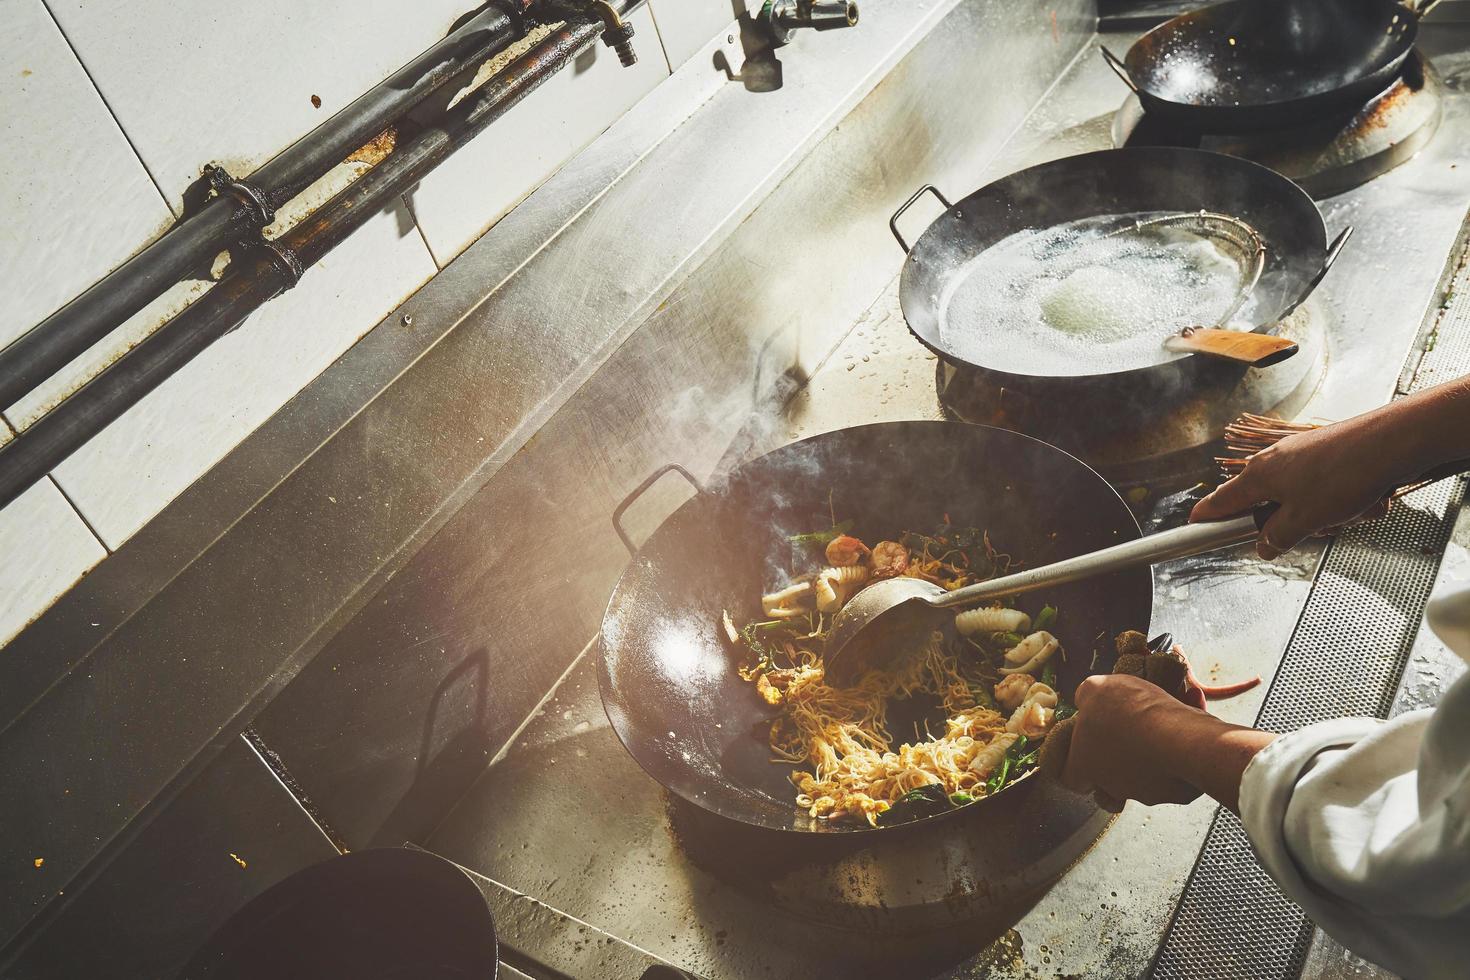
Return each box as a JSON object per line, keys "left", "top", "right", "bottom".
{"left": 1058, "top": 674, "right": 1202, "bottom": 807}
{"left": 1060, "top": 673, "right": 1277, "bottom": 812}
{"left": 1190, "top": 420, "right": 1395, "bottom": 560}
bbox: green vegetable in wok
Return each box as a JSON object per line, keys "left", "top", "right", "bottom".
{"left": 875, "top": 784, "right": 953, "bottom": 827}
{"left": 986, "top": 735, "right": 1042, "bottom": 795}
{"left": 788, "top": 519, "right": 854, "bottom": 547}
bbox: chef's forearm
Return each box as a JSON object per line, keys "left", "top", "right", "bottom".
{"left": 1160, "top": 711, "right": 1278, "bottom": 813}
{"left": 1355, "top": 375, "right": 1470, "bottom": 486}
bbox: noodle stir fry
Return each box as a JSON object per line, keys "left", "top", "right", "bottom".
{"left": 724, "top": 518, "right": 1074, "bottom": 827}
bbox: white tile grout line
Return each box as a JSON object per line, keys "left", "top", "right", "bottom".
{"left": 39, "top": 0, "right": 179, "bottom": 219}
{"left": 45, "top": 474, "right": 112, "bottom": 556}
{"left": 640, "top": 1, "right": 678, "bottom": 76}
{"left": 401, "top": 191, "right": 445, "bottom": 271}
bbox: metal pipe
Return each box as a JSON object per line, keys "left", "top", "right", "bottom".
{"left": 0, "top": 259, "right": 288, "bottom": 513}
{"left": 0, "top": 11, "right": 618, "bottom": 512}
{"left": 0, "top": 203, "right": 254, "bottom": 412}
{"left": 289, "top": 17, "right": 605, "bottom": 268}
{"left": 251, "top": 4, "right": 524, "bottom": 208}
{"left": 0, "top": 4, "right": 522, "bottom": 413}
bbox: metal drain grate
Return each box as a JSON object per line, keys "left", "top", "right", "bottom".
{"left": 1153, "top": 212, "right": 1470, "bottom": 980}
{"left": 1152, "top": 480, "right": 1463, "bottom": 980}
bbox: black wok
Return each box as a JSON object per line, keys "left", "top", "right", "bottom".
{"left": 1103, "top": 0, "right": 1441, "bottom": 133}
{"left": 179, "top": 848, "right": 498, "bottom": 979}
{"left": 889, "top": 147, "right": 1348, "bottom": 396}
{"left": 598, "top": 422, "right": 1152, "bottom": 835}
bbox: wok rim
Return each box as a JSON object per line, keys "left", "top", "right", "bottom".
{"left": 1124, "top": 0, "right": 1418, "bottom": 114}
{"left": 896, "top": 146, "right": 1329, "bottom": 384}
{"left": 596, "top": 421, "right": 1152, "bottom": 837}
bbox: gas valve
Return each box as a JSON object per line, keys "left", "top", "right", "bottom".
{"left": 762, "top": 0, "right": 860, "bottom": 46}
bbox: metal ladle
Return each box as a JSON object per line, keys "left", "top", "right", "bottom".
{"left": 823, "top": 510, "right": 1269, "bottom": 685}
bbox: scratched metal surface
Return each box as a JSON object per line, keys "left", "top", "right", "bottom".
{"left": 428, "top": 21, "right": 1470, "bottom": 980}
{"left": 0, "top": 0, "right": 1041, "bottom": 952}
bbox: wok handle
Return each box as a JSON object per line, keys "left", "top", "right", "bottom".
{"left": 1282, "top": 226, "right": 1354, "bottom": 318}
{"left": 889, "top": 184, "right": 953, "bottom": 254}
{"left": 1099, "top": 46, "right": 1139, "bottom": 94}
{"left": 611, "top": 463, "right": 704, "bottom": 555}
{"left": 933, "top": 509, "right": 1272, "bottom": 608}
{"left": 1415, "top": 0, "right": 1444, "bottom": 19}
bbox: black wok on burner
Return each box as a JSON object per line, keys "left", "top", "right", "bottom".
{"left": 598, "top": 422, "right": 1152, "bottom": 835}
{"left": 1102, "top": 0, "right": 1441, "bottom": 133}
{"left": 889, "top": 147, "right": 1346, "bottom": 396}
{"left": 180, "top": 849, "right": 497, "bottom": 979}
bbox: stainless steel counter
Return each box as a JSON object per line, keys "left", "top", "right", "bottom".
{"left": 8, "top": 1, "right": 1470, "bottom": 975}
{"left": 426, "top": 21, "right": 1470, "bottom": 980}
{"left": 0, "top": 0, "right": 1097, "bottom": 965}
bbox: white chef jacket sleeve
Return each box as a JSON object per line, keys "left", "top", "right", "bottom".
{"left": 1237, "top": 584, "right": 1470, "bottom": 979}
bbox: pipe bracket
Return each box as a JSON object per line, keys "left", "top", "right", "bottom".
{"left": 256, "top": 241, "right": 305, "bottom": 292}
{"left": 202, "top": 164, "right": 276, "bottom": 228}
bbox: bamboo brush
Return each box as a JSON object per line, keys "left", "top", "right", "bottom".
{"left": 1216, "top": 413, "right": 1320, "bottom": 478}
{"left": 1216, "top": 413, "right": 1463, "bottom": 499}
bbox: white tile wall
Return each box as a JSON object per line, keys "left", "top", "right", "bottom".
{"left": 648, "top": 0, "right": 740, "bottom": 70}
{"left": 1, "top": 0, "right": 738, "bottom": 643}
{"left": 409, "top": 5, "right": 669, "bottom": 266}
{"left": 0, "top": 480, "right": 106, "bottom": 647}
{"left": 43, "top": 0, "right": 471, "bottom": 209}
{"left": 0, "top": 0, "right": 174, "bottom": 349}
{"left": 51, "top": 200, "right": 437, "bottom": 548}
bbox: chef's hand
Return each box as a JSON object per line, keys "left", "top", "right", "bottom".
{"left": 1059, "top": 674, "right": 1275, "bottom": 812}
{"left": 1189, "top": 418, "right": 1395, "bottom": 560}
{"left": 1058, "top": 674, "right": 1201, "bottom": 807}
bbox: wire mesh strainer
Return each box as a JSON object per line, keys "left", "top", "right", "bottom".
{"left": 1105, "top": 209, "right": 1268, "bottom": 327}
{"left": 1105, "top": 208, "right": 1270, "bottom": 327}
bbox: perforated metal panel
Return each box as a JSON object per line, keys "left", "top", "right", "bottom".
{"left": 1153, "top": 482, "right": 1462, "bottom": 980}
{"left": 1153, "top": 215, "right": 1470, "bottom": 980}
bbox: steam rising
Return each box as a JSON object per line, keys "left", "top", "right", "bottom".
{"left": 937, "top": 212, "right": 1259, "bottom": 377}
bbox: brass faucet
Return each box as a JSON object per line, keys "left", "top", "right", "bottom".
{"left": 590, "top": 1, "right": 638, "bottom": 67}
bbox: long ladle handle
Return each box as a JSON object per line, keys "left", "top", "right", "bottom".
{"left": 932, "top": 511, "right": 1268, "bottom": 609}
{"left": 1282, "top": 226, "right": 1353, "bottom": 319}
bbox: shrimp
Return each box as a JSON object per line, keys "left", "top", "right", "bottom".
{"left": 825, "top": 534, "right": 870, "bottom": 567}
{"left": 955, "top": 606, "right": 1031, "bottom": 637}
{"left": 994, "top": 673, "right": 1036, "bottom": 711}
{"left": 1020, "top": 681, "right": 1058, "bottom": 709}
{"left": 1006, "top": 700, "right": 1055, "bottom": 739}
{"left": 999, "top": 630, "right": 1061, "bottom": 676}
{"left": 869, "top": 540, "right": 910, "bottom": 579}
{"left": 814, "top": 565, "right": 868, "bottom": 612}
{"left": 968, "top": 732, "right": 1019, "bottom": 778}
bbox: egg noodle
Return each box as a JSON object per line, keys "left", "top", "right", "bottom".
{"left": 727, "top": 521, "right": 1068, "bottom": 827}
